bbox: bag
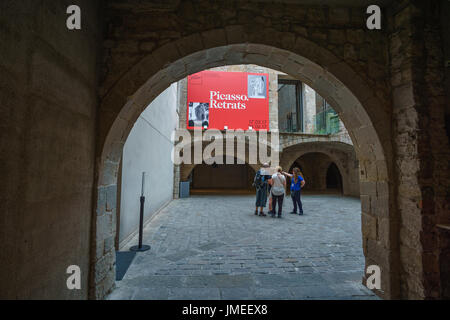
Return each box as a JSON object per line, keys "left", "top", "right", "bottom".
{"left": 253, "top": 170, "right": 263, "bottom": 189}
{"left": 272, "top": 186, "right": 285, "bottom": 196}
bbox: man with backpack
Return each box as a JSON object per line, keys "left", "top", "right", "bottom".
{"left": 253, "top": 163, "right": 272, "bottom": 216}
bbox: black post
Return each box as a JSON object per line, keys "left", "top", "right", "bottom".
{"left": 130, "top": 172, "right": 150, "bottom": 252}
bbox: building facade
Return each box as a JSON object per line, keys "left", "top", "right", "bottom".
{"left": 174, "top": 64, "right": 360, "bottom": 197}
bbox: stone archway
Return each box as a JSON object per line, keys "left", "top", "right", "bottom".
{"left": 281, "top": 141, "right": 359, "bottom": 197}
{"left": 306, "top": 153, "right": 342, "bottom": 193}
{"left": 93, "top": 39, "right": 395, "bottom": 299}
{"left": 181, "top": 162, "right": 259, "bottom": 183}
{"left": 180, "top": 153, "right": 259, "bottom": 185}
{"left": 189, "top": 162, "right": 257, "bottom": 192}
{"left": 179, "top": 144, "right": 265, "bottom": 183}
{"left": 288, "top": 151, "right": 347, "bottom": 194}
{"left": 326, "top": 162, "right": 344, "bottom": 192}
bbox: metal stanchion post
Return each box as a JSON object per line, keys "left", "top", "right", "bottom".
{"left": 130, "top": 172, "right": 150, "bottom": 252}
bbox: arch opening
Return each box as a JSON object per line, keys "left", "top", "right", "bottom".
{"left": 95, "top": 41, "right": 394, "bottom": 300}
{"left": 190, "top": 158, "right": 257, "bottom": 195}
{"left": 286, "top": 151, "right": 347, "bottom": 194}
{"left": 326, "top": 162, "right": 343, "bottom": 193}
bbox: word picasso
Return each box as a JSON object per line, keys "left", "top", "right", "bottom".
{"left": 209, "top": 91, "right": 249, "bottom": 110}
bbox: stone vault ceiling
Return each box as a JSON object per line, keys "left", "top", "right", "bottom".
{"left": 106, "top": 0, "right": 394, "bottom": 14}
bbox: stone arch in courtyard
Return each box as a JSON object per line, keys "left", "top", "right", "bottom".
{"left": 281, "top": 141, "right": 359, "bottom": 197}
{"left": 181, "top": 164, "right": 259, "bottom": 184}
{"left": 93, "top": 34, "right": 397, "bottom": 299}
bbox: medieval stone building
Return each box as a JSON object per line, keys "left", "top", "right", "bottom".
{"left": 173, "top": 64, "right": 359, "bottom": 197}
{"left": 0, "top": 0, "right": 449, "bottom": 300}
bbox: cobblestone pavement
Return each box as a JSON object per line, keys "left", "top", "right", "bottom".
{"left": 107, "top": 194, "right": 378, "bottom": 300}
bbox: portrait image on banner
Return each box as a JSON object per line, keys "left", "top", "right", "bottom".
{"left": 188, "top": 102, "right": 209, "bottom": 128}
{"left": 187, "top": 70, "right": 270, "bottom": 131}
{"left": 248, "top": 74, "right": 267, "bottom": 99}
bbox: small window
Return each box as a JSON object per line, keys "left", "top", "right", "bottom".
{"left": 278, "top": 80, "right": 303, "bottom": 133}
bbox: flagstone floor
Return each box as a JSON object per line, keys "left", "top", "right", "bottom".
{"left": 107, "top": 194, "right": 378, "bottom": 300}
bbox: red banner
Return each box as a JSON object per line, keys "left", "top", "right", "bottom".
{"left": 187, "top": 70, "right": 269, "bottom": 131}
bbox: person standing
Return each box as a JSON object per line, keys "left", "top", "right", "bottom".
{"left": 253, "top": 163, "right": 271, "bottom": 216}
{"left": 283, "top": 168, "right": 306, "bottom": 215}
{"left": 270, "top": 166, "right": 286, "bottom": 218}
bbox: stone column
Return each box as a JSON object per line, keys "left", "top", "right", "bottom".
{"left": 390, "top": 0, "right": 450, "bottom": 299}
{"left": 173, "top": 165, "right": 180, "bottom": 199}
{"left": 303, "top": 84, "right": 316, "bottom": 133}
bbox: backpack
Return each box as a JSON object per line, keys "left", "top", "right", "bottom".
{"left": 253, "top": 170, "right": 264, "bottom": 189}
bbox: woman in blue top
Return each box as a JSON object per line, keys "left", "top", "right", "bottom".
{"left": 283, "top": 167, "right": 306, "bottom": 215}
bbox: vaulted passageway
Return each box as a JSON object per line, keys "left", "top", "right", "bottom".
{"left": 190, "top": 162, "right": 255, "bottom": 194}
{"left": 1, "top": 0, "right": 448, "bottom": 300}
{"left": 96, "top": 42, "right": 393, "bottom": 299}
{"left": 286, "top": 152, "right": 348, "bottom": 195}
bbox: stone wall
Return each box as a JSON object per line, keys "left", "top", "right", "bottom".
{"left": 442, "top": 0, "right": 450, "bottom": 136}
{"left": 439, "top": 0, "right": 450, "bottom": 299}
{"left": 0, "top": 0, "right": 101, "bottom": 299}
{"left": 390, "top": 0, "right": 450, "bottom": 299}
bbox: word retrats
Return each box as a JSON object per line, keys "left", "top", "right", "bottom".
{"left": 210, "top": 91, "right": 248, "bottom": 110}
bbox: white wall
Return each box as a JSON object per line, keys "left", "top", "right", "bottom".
{"left": 119, "top": 83, "right": 178, "bottom": 245}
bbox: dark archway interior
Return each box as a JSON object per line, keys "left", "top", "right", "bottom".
{"left": 288, "top": 161, "right": 304, "bottom": 174}
{"left": 190, "top": 161, "right": 255, "bottom": 193}
{"left": 326, "top": 162, "right": 343, "bottom": 192}
{"left": 292, "top": 152, "right": 332, "bottom": 191}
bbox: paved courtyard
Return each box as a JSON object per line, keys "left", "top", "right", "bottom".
{"left": 107, "top": 194, "right": 378, "bottom": 300}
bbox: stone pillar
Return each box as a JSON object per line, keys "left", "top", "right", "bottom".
{"left": 303, "top": 84, "right": 316, "bottom": 133}
{"left": 390, "top": 0, "right": 450, "bottom": 299}
{"left": 92, "top": 165, "right": 119, "bottom": 299}
{"left": 173, "top": 165, "right": 180, "bottom": 199}
{"left": 178, "top": 78, "right": 188, "bottom": 129}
